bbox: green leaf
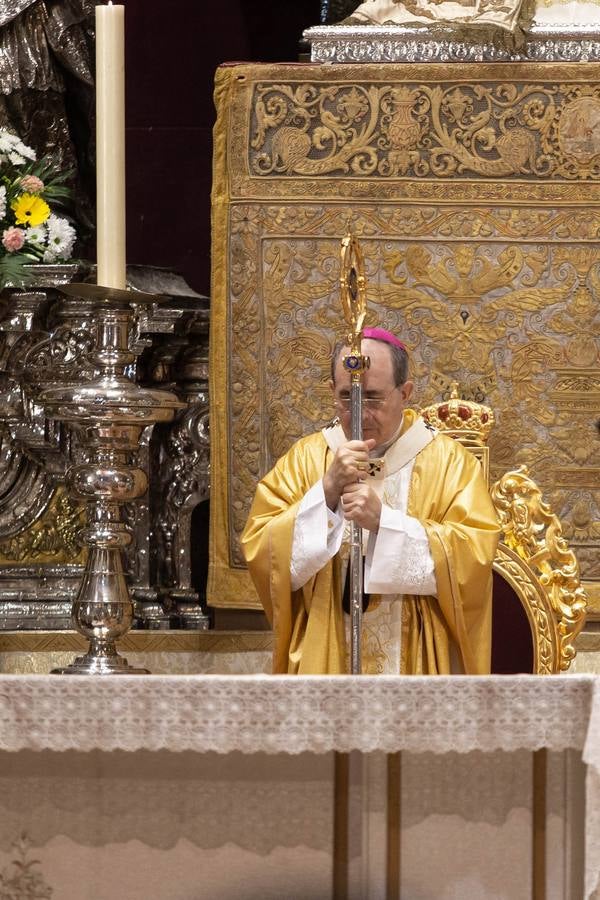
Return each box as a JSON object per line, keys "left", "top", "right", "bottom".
{"left": 0, "top": 254, "right": 31, "bottom": 290}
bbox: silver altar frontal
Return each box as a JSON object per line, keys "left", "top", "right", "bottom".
{"left": 305, "top": 24, "right": 600, "bottom": 63}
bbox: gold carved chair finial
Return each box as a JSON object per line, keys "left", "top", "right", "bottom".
{"left": 421, "top": 384, "right": 495, "bottom": 482}
{"left": 421, "top": 382, "right": 495, "bottom": 446}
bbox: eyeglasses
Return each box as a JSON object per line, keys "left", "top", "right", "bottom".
{"left": 336, "top": 387, "right": 399, "bottom": 411}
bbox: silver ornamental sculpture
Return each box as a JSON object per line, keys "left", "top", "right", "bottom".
{"left": 41, "top": 283, "right": 183, "bottom": 674}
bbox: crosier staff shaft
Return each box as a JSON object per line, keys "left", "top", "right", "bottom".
{"left": 339, "top": 233, "right": 368, "bottom": 675}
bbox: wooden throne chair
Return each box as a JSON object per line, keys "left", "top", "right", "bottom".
{"left": 421, "top": 386, "right": 588, "bottom": 674}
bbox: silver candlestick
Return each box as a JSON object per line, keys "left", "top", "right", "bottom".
{"left": 41, "top": 283, "right": 184, "bottom": 674}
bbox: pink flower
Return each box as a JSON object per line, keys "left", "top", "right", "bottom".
{"left": 19, "top": 175, "right": 44, "bottom": 193}
{"left": 2, "top": 227, "right": 25, "bottom": 252}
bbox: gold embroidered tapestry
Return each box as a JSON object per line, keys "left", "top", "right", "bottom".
{"left": 208, "top": 62, "right": 600, "bottom": 613}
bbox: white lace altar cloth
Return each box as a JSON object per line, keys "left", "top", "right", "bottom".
{"left": 0, "top": 673, "right": 598, "bottom": 895}
{"left": 0, "top": 673, "right": 593, "bottom": 754}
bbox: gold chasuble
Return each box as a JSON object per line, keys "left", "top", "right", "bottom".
{"left": 241, "top": 410, "right": 500, "bottom": 675}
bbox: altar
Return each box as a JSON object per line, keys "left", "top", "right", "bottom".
{"left": 0, "top": 673, "right": 596, "bottom": 900}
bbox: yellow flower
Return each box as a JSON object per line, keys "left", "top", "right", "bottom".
{"left": 11, "top": 193, "right": 50, "bottom": 227}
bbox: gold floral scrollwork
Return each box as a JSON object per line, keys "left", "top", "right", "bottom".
{"left": 491, "top": 465, "right": 588, "bottom": 672}
{"left": 251, "top": 83, "right": 380, "bottom": 177}
{"left": 248, "top": 79, "right": 600, "bottom": 183}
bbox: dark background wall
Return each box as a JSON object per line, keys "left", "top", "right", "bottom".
{"left": 124, "top": 0, "right": 321, "bottom": 296}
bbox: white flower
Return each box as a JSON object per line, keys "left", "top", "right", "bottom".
{"left": 0, "top": 129, "right": 36, "bottom": 166}
{"left": 26, "top": 223, "right": 47, "bottom": 247}
{"left": 42, "top": 214, "right": 76, "bottom": 262}
{"left": 14, "top": 139, "right": 36, "bottom": 162}
{"left": 0, "top": 132, "right": 14, "bottom": 156}
{"left": 0, "top": 185, "right": 6, "bottom": 220}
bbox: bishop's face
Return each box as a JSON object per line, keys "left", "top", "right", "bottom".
{"left": 330, "top": 339, "right": 414, "bottom": 448}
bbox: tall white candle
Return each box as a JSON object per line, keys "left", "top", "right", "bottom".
{"left": 95, "top": 2, "right": 126, "bottom": 290}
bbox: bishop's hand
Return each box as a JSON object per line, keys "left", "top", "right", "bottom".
{"left": 323, "top": 438, "right": 376, "bottom": 511}
{"left": 341, "top": 481, "right": 382, "bottom": 533}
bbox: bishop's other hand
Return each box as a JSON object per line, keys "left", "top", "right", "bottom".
{"left": 341, "top": 480, "right": 382, "bottom": 532}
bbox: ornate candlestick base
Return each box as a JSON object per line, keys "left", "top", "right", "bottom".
{"left": 51, "top": 546, "right": 150, "bottom": 675}
{"left": 41, "top": 284, "right": 184, "bottom": 675}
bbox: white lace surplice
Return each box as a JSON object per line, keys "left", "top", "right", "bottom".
{"left": 290, "top": 459, "right": 437, "bottom": 674}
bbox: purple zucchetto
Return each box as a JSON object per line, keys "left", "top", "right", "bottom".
{"left": 362, "top": 327, "right": 407, "bottom": 352}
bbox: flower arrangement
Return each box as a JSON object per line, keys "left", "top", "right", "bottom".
{"left": 0, "top": 129, "right": 77, "bottom": 289}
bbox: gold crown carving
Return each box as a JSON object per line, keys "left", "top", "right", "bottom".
{"left": 421, "top": 382, "right": 495, "bottom": 446}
